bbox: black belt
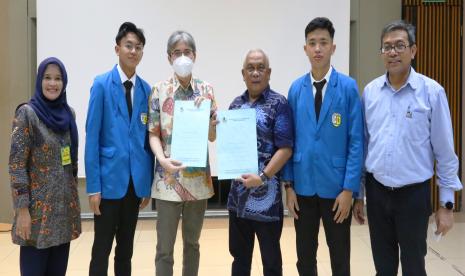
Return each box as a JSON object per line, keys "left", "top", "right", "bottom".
{"left": 367, "top": 173, "right": 429, "bottom": 192}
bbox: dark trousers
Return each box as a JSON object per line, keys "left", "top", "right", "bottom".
{"left": 294, "top": 195, "right": 351, "bottom": 276}
{"left": 366, "top": 173, "right": 431, "bottom": 276}
{"left": 20, "top": 242, "right": 70, "bottom": 276}
{"left": 229, "top": 211, "right": 283, "bottom": 276}
{"left": 89, "top": 181, "right": 141, "bottom": 276}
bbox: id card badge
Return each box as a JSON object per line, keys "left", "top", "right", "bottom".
{"left": 61, "top": 146, "right": 72, "bottom": 166}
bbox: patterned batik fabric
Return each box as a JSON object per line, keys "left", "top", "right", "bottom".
{"left": 9, "top": 105, "right": 81, "bottom": 249}
{"left": 227, "top": 87, "right": 294, "bottom": 222}
{"left": 148, "top": 75, "right": 217, "bottom": 201}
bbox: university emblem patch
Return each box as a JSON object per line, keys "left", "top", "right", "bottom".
{"left": 331, "top": 113, "right": 341, "bottom": 127}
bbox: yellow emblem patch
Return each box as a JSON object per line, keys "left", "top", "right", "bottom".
{"left": 140, "top": 113, "right": 148, "bottom": 125}
{"left": 331, "top": 113, "right": 341, "bottom": 127}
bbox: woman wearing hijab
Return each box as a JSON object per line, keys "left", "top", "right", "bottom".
{"left": 9, "top": 57, "right": 81, "bottom": 276}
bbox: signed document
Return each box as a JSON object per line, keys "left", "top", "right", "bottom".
{"left": 170, "top": 100, "right": 211, "bottom": 167}
{"left": 216, "top": 108, "right": 258, "bottom": 180}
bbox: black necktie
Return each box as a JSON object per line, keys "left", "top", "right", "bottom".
{"left": 314, "top": 79, "right": 326, "bottom": 122}
{"left": 124, "top": 80, "right": 133, "bottom": 119}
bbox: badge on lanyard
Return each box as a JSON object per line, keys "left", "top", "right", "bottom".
{"left": 61, "top": 146, "right": 72, "bottom": 166}
{"left": 140, "top": 113, "right": 148, "bottom": 125}
{"left": 331, "top": 113, "right": 341, "bottom": 127}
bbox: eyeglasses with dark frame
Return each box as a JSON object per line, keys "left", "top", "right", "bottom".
{"left": 380, "top": 43, "right": 411, "bottom": 54}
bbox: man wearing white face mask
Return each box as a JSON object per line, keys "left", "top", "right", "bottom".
{"left": 148, "top": 30, "right": 218, "bottom": 276}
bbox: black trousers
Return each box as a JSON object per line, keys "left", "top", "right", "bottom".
{"left": 366, "top": 173, "right": 431, "bottom": 276}
{"left": 89, "top": 181, "right": 141, "bottom": 276}
{"left": 20, "top": 242, "right": 70, "bottom": 276}
{"left": 294, "top": 195, "right": 351, "bottom": 276}
{"left": 229, "top": 211, "right": 283, "bottom": 276}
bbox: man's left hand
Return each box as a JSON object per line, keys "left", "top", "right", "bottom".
{"left": 139, "top": 197, "right": 151, "bottom": 210}
{"left": 353, "top": 199, "right": 365, "bottom": 225}
{"left": 333, "top": 190, "right": 353, "bottom": 223}
{"left": 237, "top": 174, "right": 263, "bottom": 189}
{"left": 435, "top": 207, "right": 454, "bottom": 236}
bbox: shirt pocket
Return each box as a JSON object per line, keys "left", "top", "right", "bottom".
{"left": 405, "top": 110, "right": 429, "bottom": 142}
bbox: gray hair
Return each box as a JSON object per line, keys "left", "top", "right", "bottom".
{"left": 167, "top": 30, "right": 196, "bottom": 55}
{"left": 381, "top": 20, "right": 416, "bottom": 46}
{"left": 243, "top": 49, "right": 270, "bottom": 68}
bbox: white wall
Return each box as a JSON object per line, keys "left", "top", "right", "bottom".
{"left": 37, "top": 0, "right": 350, "bottom": 177}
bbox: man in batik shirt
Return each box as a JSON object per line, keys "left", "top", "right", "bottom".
{"left": 148, "top": 30, "right": 217, "bottom": 276}
{"left": 227, "top": 49, "right": 293, "bottom": 276}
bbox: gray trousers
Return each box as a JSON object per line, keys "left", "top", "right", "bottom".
{"left": 155, "top": 199, "right": 207, "bottom": 276}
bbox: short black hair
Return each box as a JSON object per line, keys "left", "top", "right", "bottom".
{"left": 305, "top": 17, "right": 335, "bottom": 40}
{"left": 115, "top": 22, "right": 146, "bottom": 46}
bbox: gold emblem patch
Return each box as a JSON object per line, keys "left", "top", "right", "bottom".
{"left": 331, "top": 113, "right": 341, "bottom": 127}
{"left": 141, "top": 113, "right": 148, "bottom": 125}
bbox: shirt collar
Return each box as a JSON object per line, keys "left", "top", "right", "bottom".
{"left": 117, "top": 64, "right": 137, "bottom": 86}
{"left": 382, "top": 66, "right": 418, "bottom": 91}
{"left": 240, "top": 86, "right": 271, "bottom": 103}
{"left": 310, "top": 66, "right": 333, "bottom": 85}
{"left": 172, "top": 74, "right": 195, "bottom": 92}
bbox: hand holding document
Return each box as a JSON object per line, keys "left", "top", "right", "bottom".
{"left": 216, "top": 108, "right": 258, "bottom": 180}
{"left": 170, "top": 100, "right": 211, "bottom": 167}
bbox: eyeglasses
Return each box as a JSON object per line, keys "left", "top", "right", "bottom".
{"left": 171, "top": 49, "right": 194, "bottom": 58}
{"left": 380, "top": 43, "right": 410, "bottom": 54}
{"left": 245, "top": 65, "right": 268, "bottom": 75}
{"left": 123, "top": 43, "right": 144, "bottom": 53}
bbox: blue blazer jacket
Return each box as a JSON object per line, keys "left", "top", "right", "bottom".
{"left": 282, "top": 68, "right": 363, "bottom": 198}
{"left": 85, "top": 65, "right": 154, "bottom": 199}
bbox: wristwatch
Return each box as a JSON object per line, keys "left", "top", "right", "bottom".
{"left": 441, "top": 201, "right": 454, "bottom": 210}
{"left": 259, "top": 171, "right": 269, "bottom": 184}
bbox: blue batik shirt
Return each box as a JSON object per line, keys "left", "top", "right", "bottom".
{"left": 227, "top": 87, "right": 294, "bottom": 222}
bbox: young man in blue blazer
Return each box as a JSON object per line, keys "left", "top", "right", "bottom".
{"left": 85, "top": 22, "right": 154, "bottom": 276}
{"left": 283, "top": 17, "right": 364, "bottom": 276}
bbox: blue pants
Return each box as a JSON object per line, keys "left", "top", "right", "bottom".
{"left": 20, "top": 242, "right": 70, "bottom": 276}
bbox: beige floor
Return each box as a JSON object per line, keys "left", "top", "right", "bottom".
{"left": 0, "top": 214, "right": 465, "bottom": 276}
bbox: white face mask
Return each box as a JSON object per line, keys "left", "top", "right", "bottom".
{"left": 172, "top": 55, "right": 194, "bottom": 78}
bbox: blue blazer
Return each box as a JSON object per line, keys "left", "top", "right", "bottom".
{"left": 85, "top": 65, "right": 154, "bottom": 199}
{"left": 282, "top": 68, "right": 363, "bottom": 198}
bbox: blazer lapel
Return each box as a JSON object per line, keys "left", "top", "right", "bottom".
{"left": 130, "top": 77, "right": 144, "bottom": 131}
{"left": 111, "top": 67, "right": 130, "bottom": 126}
{"left": 316, "top": 69, "right": 338, "bottom": 131}
{"left": 302, "top": 74, "right": 317, "bottom": 126}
